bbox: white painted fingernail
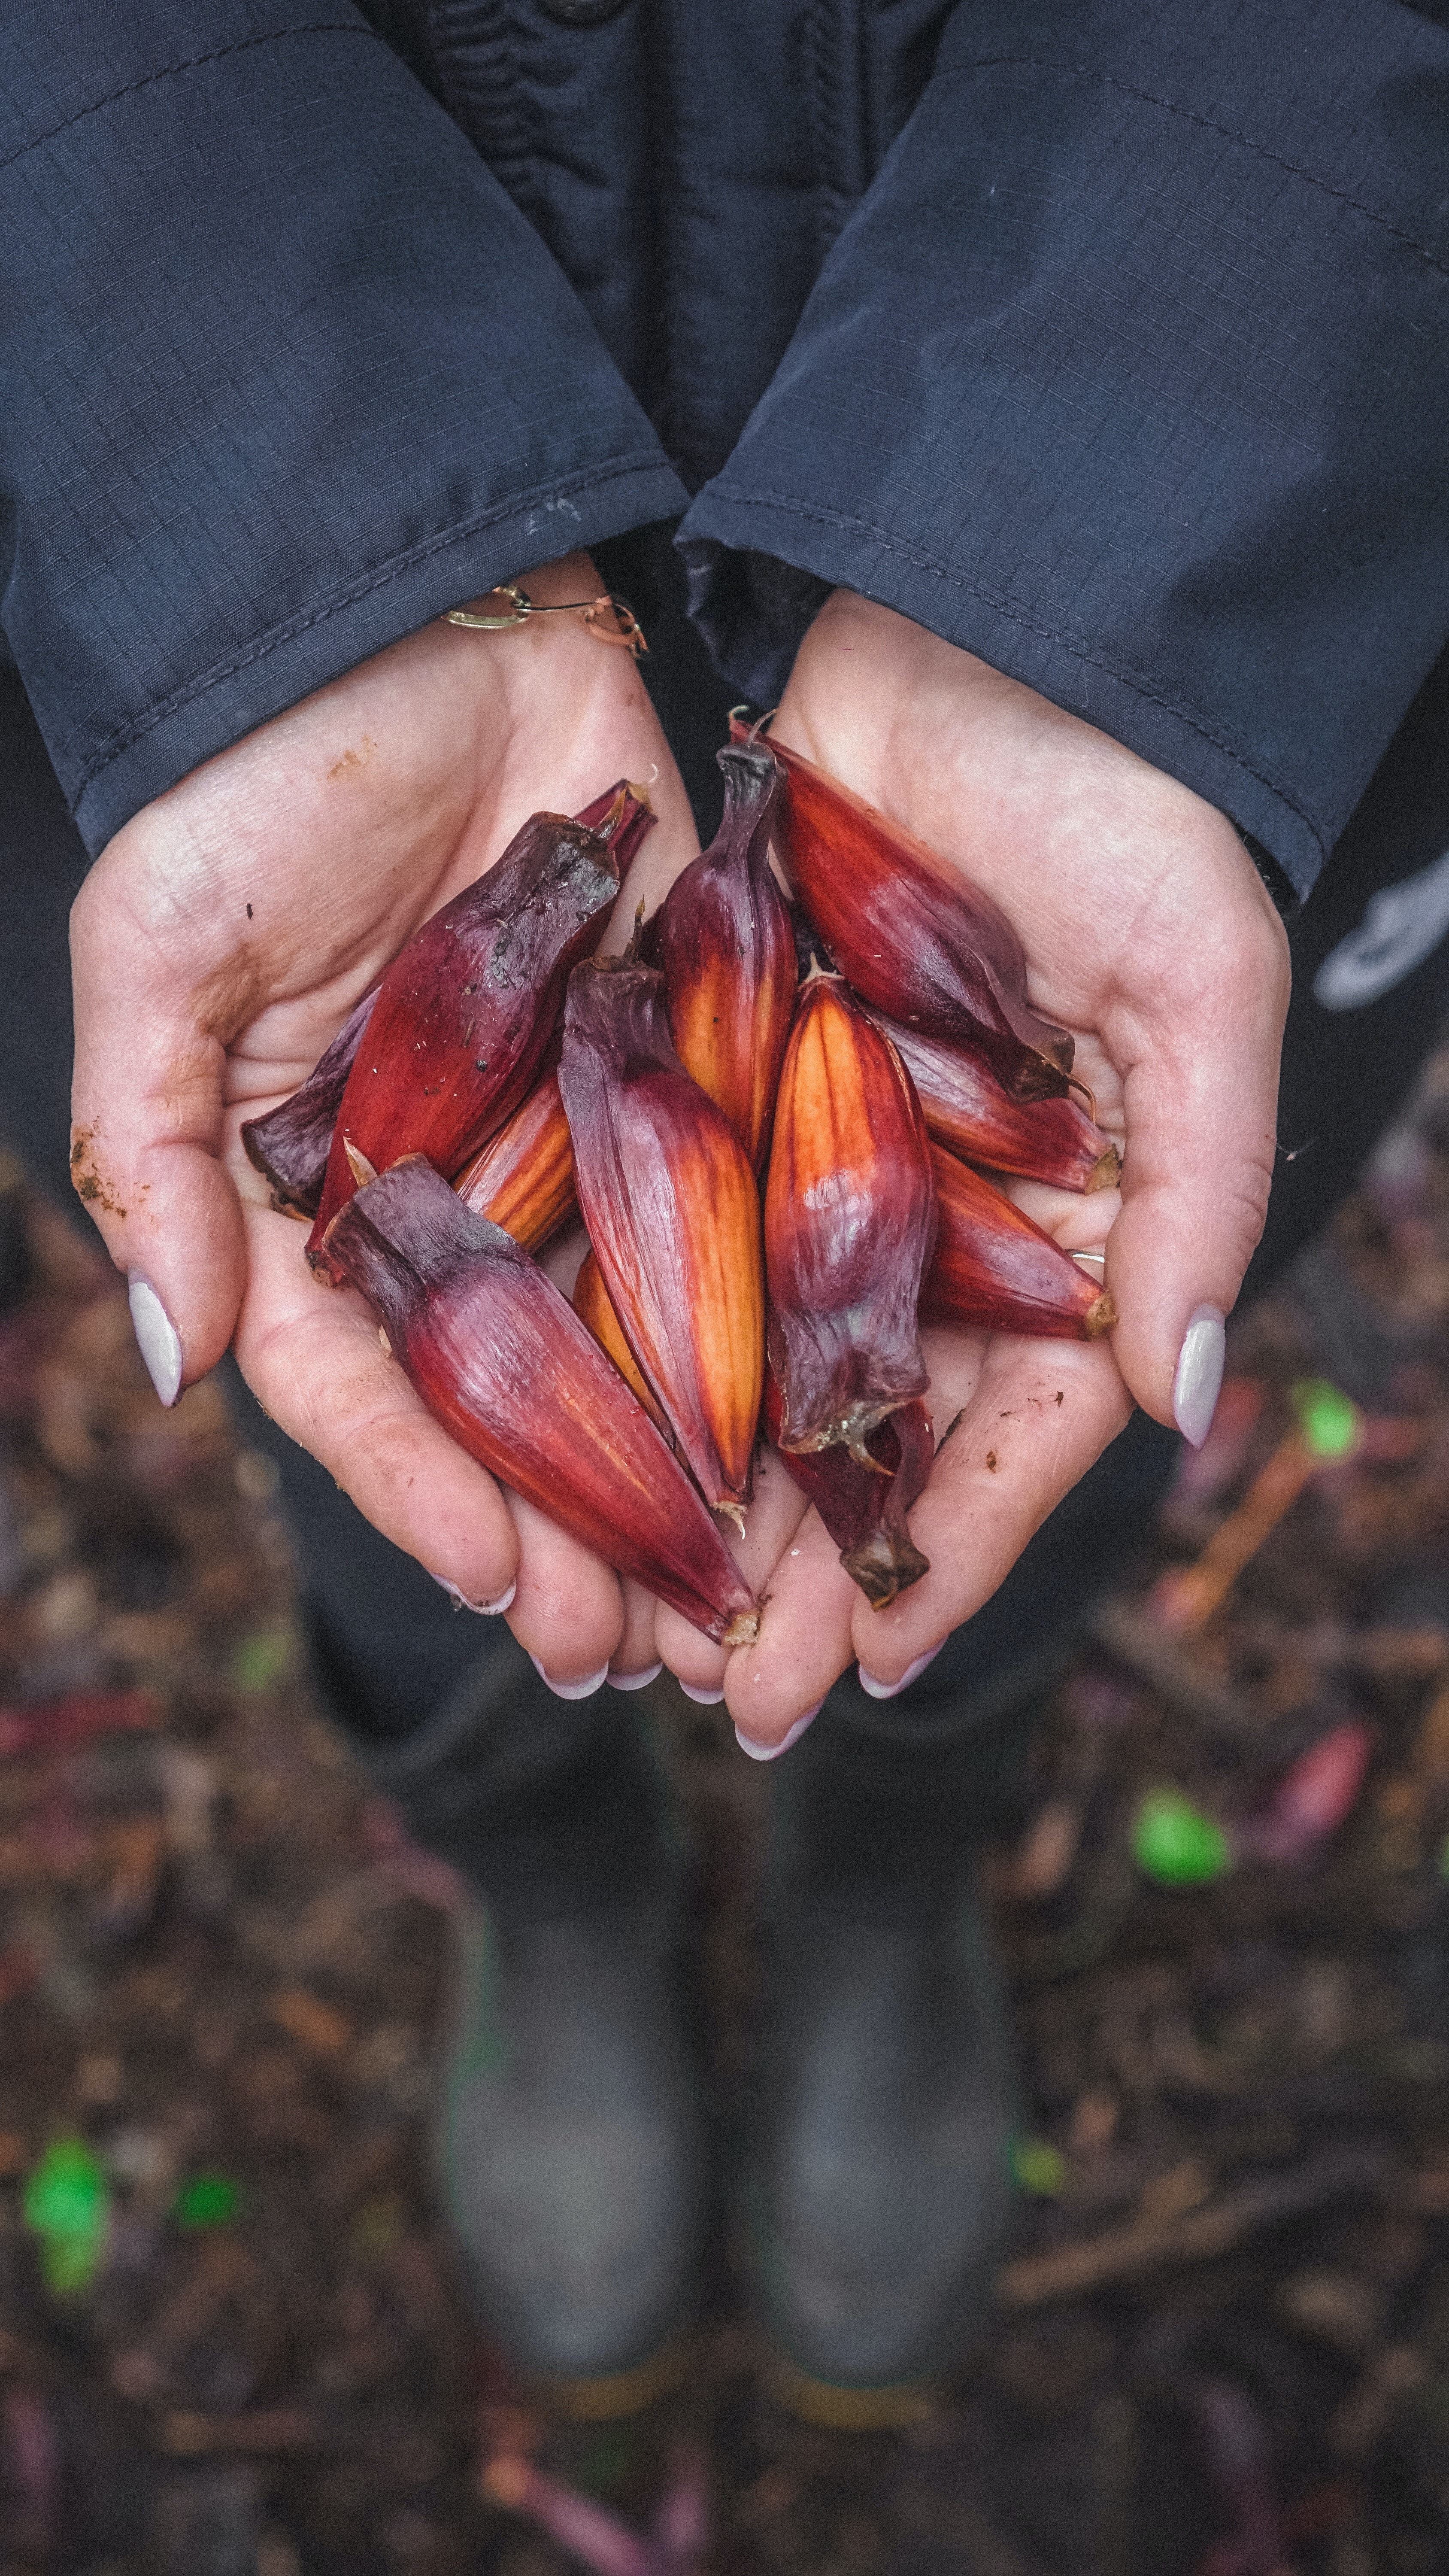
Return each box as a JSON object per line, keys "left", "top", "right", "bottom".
{"left": 679, "top": 1680, "right": 726, "bottom": 1705}
{"left": 609, "top": 1662, "right": 663, "bottom": 1692}
{"left": 1172, "top": 1304, "right": 1226, "bottom": 1449}
{"left": 430, "top": 1574, "right": 516, "bottom": 1615}
{"left": 528, "top": 1656, "right": 609, "bottom": 1701}
{"left": 127, "top": 1274, "right": 183, "bottom": 1408}
{"left": 857, "top": 1644, "right": 944, "bottom": 1701}
{"left": 734, "top": 1701, "right": 825, "bottom": 1763}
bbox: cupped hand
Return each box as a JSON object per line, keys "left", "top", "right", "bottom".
{"left": 69, "top": 553, "right": 704, "bottom": 1686}
{"left": 718, "top": 589, "right": 1291, "bottom": 1748}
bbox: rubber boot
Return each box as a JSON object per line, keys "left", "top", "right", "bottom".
{"left": 741, "top": 1673, "right": 1026, "bottom": 2425}
{"left": 333, "top": 1630, "right": 709, "bottom": 2411}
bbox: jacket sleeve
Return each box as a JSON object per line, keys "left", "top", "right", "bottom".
{"left": 679, "top": 0, "right": 1449, "bottom": 901}
{"left": 0, "top": 2, "right": 687, "bottom": 855}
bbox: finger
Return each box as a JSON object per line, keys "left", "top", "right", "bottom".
{"left": 653, "top": 1620, "right": 728, "bottom": 1701}
{"left": 70, "top": 856, "right": 247, "bottom": 1398}
{"left": 1003, "top": 1178, "right": 1121, "bottom": 1252}
{"left": 234, "top": 1201, "right": 521, "bottom": 1607}
{"left": 849, "top": 1332, "right": 1132, "bottom": 1687}
{"left": 719, "top": 1341, "right": 989, "bottom": 1744}
{"left": 652, "top": 1439, "right": 812, "bottom": 1701}
{"left": 723, "top": 1510, "right": 861, "bottom": 1745}
{"left": 609, "top": 1580, "right": 664, "bottom": 1688}
{"left": 1101, "top": 841, "right": 1289, "bottom": 1443}
{"left": 501, "top": 1489, "right": 626, "bottom": 1692}
{"left": 721, "top": 1327, "right": 1130, "bottom": 1744}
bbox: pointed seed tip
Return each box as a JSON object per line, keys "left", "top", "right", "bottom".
{"left": 845, "top": 1436, "right": 892, "bottom": 1473}
{"left": 722, "top": 1607, "right": 761, "bottom": 1649}
{"left": 343, "top": 1138, "right": 378, "bottom": 1190}
{"left": 841, "top": 1533, "right": 931, "bottom": 1611}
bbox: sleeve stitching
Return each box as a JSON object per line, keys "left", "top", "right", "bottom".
{"left": 67, "top": 452, "right": 681, "bottom": 802}
{"left": 933, "top": 55, "right": 1449, "bottom": 286}
{"left": 703, "top": 481, "right": 1330, "bottom": 852}
{"left": 0, "top": 22, "right": 381, "bottom": 173}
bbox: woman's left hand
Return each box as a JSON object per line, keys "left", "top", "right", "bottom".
{"left": 652, "top": 588, "right": 1289, "bottom": 1744}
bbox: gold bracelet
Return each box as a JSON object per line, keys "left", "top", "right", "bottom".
{"left": 440, "top": 585, "right": 647, "bottom": 657}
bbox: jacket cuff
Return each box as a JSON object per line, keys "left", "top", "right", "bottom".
{"left": 679, "top": 0, "right": 1449, "bottom": 902}
{"left": 69, "top": 452, "right": 686, "bottom": 857}
{"left": 1, "top": 6, "right": 688, "bottom": 854}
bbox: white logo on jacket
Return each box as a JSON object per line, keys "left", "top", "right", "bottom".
{"left": 1315, "top": 846, "right": 1449, "bottom": 1010}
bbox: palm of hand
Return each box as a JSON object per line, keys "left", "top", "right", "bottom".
{"left": 71, "top": 577, "right": 1288, "bottom": 1729}
{"left": 709, "top": 592, "right": 1291, "bottom": 1742}
{"left": 70, "top": 562, "right": 707, "bottom": 1681}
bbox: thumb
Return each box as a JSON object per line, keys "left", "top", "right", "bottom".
{"left": 1102, "top": 848, "right": 1290, "bottom": 1445}
{"left": 69, "top": 865, "right": 248, "bottom": 1405}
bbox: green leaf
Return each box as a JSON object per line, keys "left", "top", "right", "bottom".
{"left": 42, "top": 2232, "right": 104, "bottom": 2293}
{"left": 229, "top": 1627, "right": 294, "bottom": 1692}
{"left": 1131, "top": 1789, "right": 1233, "bottom": 1888}
{"left": 1011, "top": 2136, "right": 1067, "bottom": 2196}
{"left": 23, "top": 2138, "right": 109, "bottom": 2291}
{"left": 173, "top": 2171, "right": 243, "bottom": 2230}
{"left": 1290, "top": 1377, "right": 1361, "bottom": 1462}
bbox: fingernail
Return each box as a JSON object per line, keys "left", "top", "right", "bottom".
{"left": 528, "top": 1655, "right": 609, "bottom": 1701}
{"left": 857, "top": 1644, "right": 944, "bottom": 1702}
{"left": 679, "top": 1680, "right": 726, "bottom": 1705}
{"left": 1172, "top": 1303, "right": 1226, "bottom": 1449}
{"left": 609, "top": 1662, "right": 663, "bottom": 1692}
{"left": 127, "top": 1273, "right": 183, "bottom": 1408}
{"left": 734, "top": 1701, "right": 825, "bottom": 1763}
{"left": 430, "top": 1574, "right": 516, "bottom": 1615}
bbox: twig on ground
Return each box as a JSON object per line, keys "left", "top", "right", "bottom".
{"left": 996, "top": 2147, "right": 1391, "bottom": 2309}
{"left": 481, "top": 2439, "right": 710, "bottom": 2576}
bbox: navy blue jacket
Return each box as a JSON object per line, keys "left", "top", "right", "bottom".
{"left": 2, "top": 1, "right": 1447, "bottom": 893}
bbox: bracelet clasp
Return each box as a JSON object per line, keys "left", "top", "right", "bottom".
{"left": 441, "top": 586, "right": 648, "bottom": 656}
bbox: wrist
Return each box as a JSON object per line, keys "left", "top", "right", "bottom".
{"left": 792, "top": 587, "right": 1263, "bottom": 873}
{"left": 443, "top": 553, "right": 644, "bottom": 657}
{"left": 505, "top": 550, "right": 603, "bottom": 608}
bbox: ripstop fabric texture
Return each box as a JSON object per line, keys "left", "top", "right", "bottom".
{"left": 1, "top": 0, "right": 1446, "bottom": 886}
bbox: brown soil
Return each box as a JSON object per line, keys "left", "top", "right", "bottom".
{"left": 3, "top": 1060, "right": 1449, "bottom": 2575}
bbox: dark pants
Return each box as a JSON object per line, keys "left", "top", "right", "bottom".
{"left": 3, "top": 550, "right": 1447, "bottom": 1790}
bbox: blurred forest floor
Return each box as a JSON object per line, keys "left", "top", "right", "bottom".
{"left": 4, "top": 1060, "right": 1449, "bottom": 2576}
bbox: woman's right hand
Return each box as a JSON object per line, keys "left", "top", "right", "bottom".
{"left": 68, "top": 553, "right": 739, "bottom": 1689}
